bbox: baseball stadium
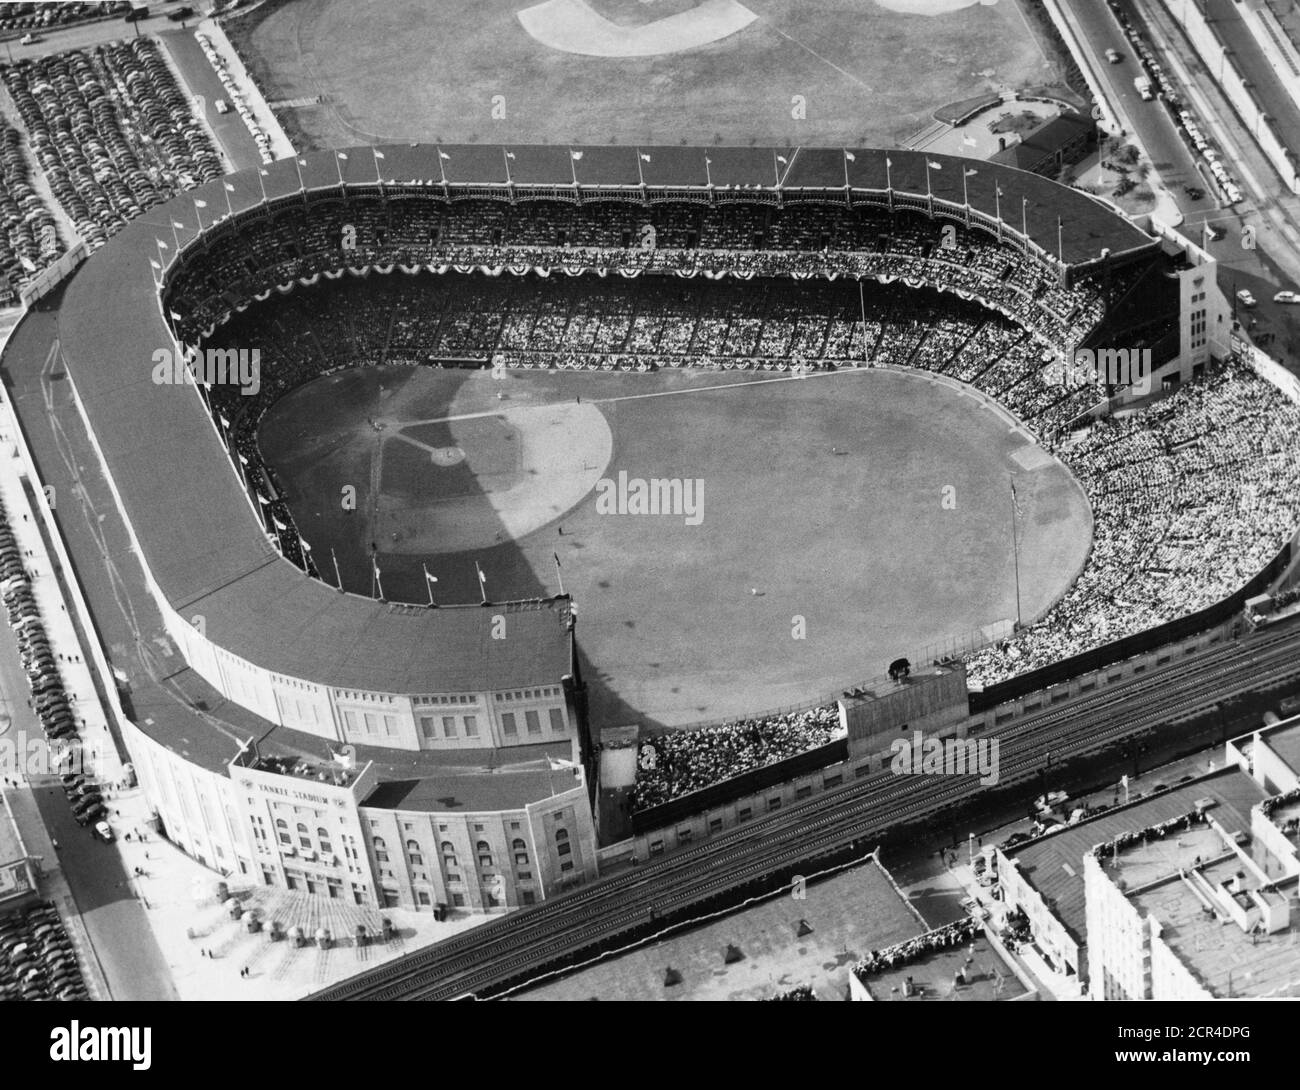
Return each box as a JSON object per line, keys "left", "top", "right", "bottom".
{"left": 1, "top": 0, "right": 1300, "bottom": 954}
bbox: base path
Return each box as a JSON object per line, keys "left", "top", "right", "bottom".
{"left": 516, "top": 0, "right": 757, "bottom": 57}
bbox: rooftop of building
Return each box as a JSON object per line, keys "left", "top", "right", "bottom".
{"left": 857, "top": 932, "right": 1030, "bottom": 1001}
{"left": 1003, "top": 766, "right": 1267, "bottom": 946}
{"left": 1130, "top": 861, "right": 1300, "bottom": 999}
{"left": 511, "top": 855, "right": 926, "bottom": 1001}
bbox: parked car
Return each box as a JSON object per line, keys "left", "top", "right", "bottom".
{"left": 93, "top": 821, "right": 114, "bottom": 843}
{"left": 1105, "top": 48, "right": 1123, "bottom": 63}
{"left": 1237, "top": 288, "right": 1257, "bottom": 308}
{"left": 1274, "top": 290, "right": 1300, "bottom": 304}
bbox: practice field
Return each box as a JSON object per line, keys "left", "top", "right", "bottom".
{"left": 228, "top": 0, "right": 1058, "bottom": 152}
{"left": 258, "top": 365, "right": 1091, "bottom": 729}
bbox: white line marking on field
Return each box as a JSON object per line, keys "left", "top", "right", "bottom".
{"left": 770, "top": 26, "right": 872, "bottom": 92}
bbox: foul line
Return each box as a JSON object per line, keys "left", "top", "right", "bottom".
{"left": 770, "top": 25, "right": 872, "bottom": 93}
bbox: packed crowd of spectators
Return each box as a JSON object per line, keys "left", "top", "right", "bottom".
{"left": 0, "top": 901, "right": 88, "bottom": 1000}
{"left": 964, "top": 361, "right": 1300, "bottom": 686}
{"left": 165, "top": 197, "right": 1118, "bottom": 358}
{"left": 630, "top": 706, "right": 842, "bottom": 811}
{"left": 1, "top": 38, "right": 221, "bottom": 253}
{"left": 852, "top": 916, "right": 982, "bottom": 981}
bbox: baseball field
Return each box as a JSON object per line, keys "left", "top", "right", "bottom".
{"left": 227, "top": 0, "right": 1060, "bottom": 152}
{"left": 257, "top": 363, "right": 1091, "bottom": 728}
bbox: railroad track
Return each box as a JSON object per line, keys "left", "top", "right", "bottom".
{"left": 311, "top": 615, "right": 1300, "bottom": 1001}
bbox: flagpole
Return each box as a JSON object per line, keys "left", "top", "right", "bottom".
{"left": 336, "top": 152, "right": 346, "bottom": 187}
{"left": 569, "top": 148, "right": 578, "bottom": 188}
{"left": 223, "top": 184, "right": 233, "bottom": 218}
{"left": 1010, "top": 477, "right": 1022, "bottom": 629}
{"left": 635, "top": 148, "right": 645, "bottom": 188}
{"left": 1021, "top": 197, "right": 1029, "bottom": 254}
{"left": 885, "top": 156, "right": 893, "bottom": 211}
{"left": 858, "top": 278, "right": 868, "bottom": 363}
{"left": 295, "top": 156, "right": 305, "bottom": 193}
{"left": 1057, "top": 216, "right": 1064, "bottom": 266}
{"left": 475, "top": 561, "right": 487, "bottom": 605}
{"left": 194, "top": 199, "right": 204, "bottom": 234}
{"left": 257, "top": 168, "right": 268, "bottom": 204}
{"left": 704, "top": 155, "right": 713, "bottom": 190}
{"left": 995, "top": 186, "right": 1003, "bottom": 241}
{"left": 553, "top": 553, "right": 565, "bottom": 597}
{"left": 423, "top": 563, "right": 436, "bottom": 606}
{"left": 171, "top": 219, "right": 180, "bottom": 250}
{"left": 373, "top": 147, "right": 383, "bottom": 184}
{"left": 331, "top": 548, "right": 342, "bottom": 591}
{"left": 503, "top": 147, "right": 513, "bottom": 185}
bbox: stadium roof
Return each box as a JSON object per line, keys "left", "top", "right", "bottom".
{"left": 218, "top": 144, "right": 1156, "bottom": 268}
{"left": 33, "top": 143, "right": 1153, "bottom": 703}
{"left": 48, "top": 217, "right": 571, "bottom": 696}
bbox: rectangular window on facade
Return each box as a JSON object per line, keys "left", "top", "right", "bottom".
{"left": 557, "top": 841, "right": 571, "bottom": 856}
{"left": 522, "top": 891, "right": 536, "bottom": 905}
{"left": 443, "top": 716, "right": 457, "bottom": 738}
{"left": 464, "top": 715, "right": 479, "bottom": 737}
{"left": 560, "top": 861, "right": 573, "bottom": 873}
{"left": 364, "top": 713, "right": 379, "bottom": 735}
{"left": 420, "top": 716, "right": 436, "bottom": 738}
{"left": 417, "top": 891, "right": 431, "bottom": 906}
{"left": 525, "top": 710, "right": 541, "bottom": 735}
{"left": 501, "top": 712, "right": 517, "bottom": 736}
{"left": 343, "top": 710, "right": 359, "bottom": 735}
{"left": 649, "top": 841, "right": 664, "bottom": 855}
{"left": 709, "top": 818, "right": 723, "bottom": 834}
{"left": 549, "top": 707, "right": 565, "bottom": 733}
{"left": 452, "top": 893, "right": 466, "bottom": 907}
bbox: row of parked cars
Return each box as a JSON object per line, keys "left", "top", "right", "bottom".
{"left": 0, "top": 901, "right": 88, "bottom": 1001}
{"left": 197, "top": 31, "right": 275, "bottom": 164}
{"left": 0, "top": 2, "right": 134, "bottom": 34}
{"left": 0, "top": 39, "right": 222, "bottom": 255}
{"left": 0, "top": 505, "right": 108, "bottom": 842}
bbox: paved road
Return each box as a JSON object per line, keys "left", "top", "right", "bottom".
{"left": 1064, "top": 0, "right": 1215, "bottom": 217}
{"left": 31, "top": 783, "right": 177, "bottom": 1000}
{"left": 0, "top": 2, "right": 201, "bottom": 62}
{"left": 159, "top": 27, "right": 267, "bottom": 173}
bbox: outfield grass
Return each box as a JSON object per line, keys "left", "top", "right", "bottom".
{"left": 258, "top": 363, "right": 1091, "bottom": 729}
{"left": 228, "top": 0, "right": 1062, "bottom": 152}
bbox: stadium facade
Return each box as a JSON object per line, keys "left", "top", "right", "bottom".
{"left": 0, "top": 144, "right": 1238, "bottom": 914}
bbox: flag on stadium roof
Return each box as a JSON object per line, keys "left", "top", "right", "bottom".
{"left": 373, "top": 149, "right": 385, "bottom": 159}
{"left": 219, "top": 414, "right": 231, "bottom": 428}
{"left": 640, "top": 152, "right": 651, "bottom": 162}
{"left": 256, "top": 493, "right": 270, "bottom": 506}
{"left": 172, "top": 221, "right": 185, "bottom": 230}
{"left": 273, "top": 516, "right": 288, "bottom": 531}
{"left": 438, "top": 150, "right": 450, "bottom": 160}
{"left": 553, "top": 552, "right": 561, "bottom": 568}
{"left": 299, "top": 538, "right": 311, "bottom": 551}
{"left": 168, "top": 309, "right": 182, "bottom": 321}
{"left": 425, "top": 569, "right": 438, "bottom": 584}
{"left": 149, "top": 258, "right": 161, "bottom": 270}
{"left": 844, "top": 150, "right": 855, "bottom": 161}
{"left": 965, "top": 168, "right": 978, "bottom": 176}
{"left": 238, "top": 453, "right": 248, "bottom": 466}
{"left": 194, "top": 199, "right": 207, "bottom": 208}
{"left": 776, "top": 155, "right": 787, "bottom": 164}
{"left": 927, "top": 160, "right": 942, "bottom": 170}
{"left": 962, "top": 135, "right": 977, "bottom": 147}
{"left": 337, "top": 152, "right": 348, "bottom": 160}
{"left": 505, "top": 150, "right": 515, "bottom": 159}
{"left": 224, "top": 182, "right": 236, "bottom": 192}
{"left": 570, "top": 150, "right": 583, "bottom": 160}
